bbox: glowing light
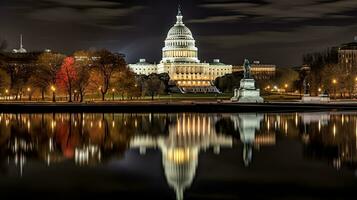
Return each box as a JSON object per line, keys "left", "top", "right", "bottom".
{"left": 333, "top": 124, "right": 336, "bottom": 137}
{"left": 295, "top": 113, "right": 298, "bottom": 126}
{"left": 50, "top": 85, "right": 56, "bottom": 92}
{"left": 51, "top": 121, "right": 56, "bottom": 132}
{"left": 167, "top": 148, "right": 191, "bottom": 164}
{"left": 342, "top": 115, "right": 344, "bottom": 125}
{"left": 318, "top": 120, "right": 321, "bottom": 132}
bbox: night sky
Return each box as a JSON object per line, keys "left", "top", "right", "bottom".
{"left": 1, "top": 0, "right": 357, "bottom": 67}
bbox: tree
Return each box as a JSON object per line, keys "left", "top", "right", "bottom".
{"left": 143, "top": 74, "right": 166, "bottom": 100}
{"left": 115, "top": 69, "right": 137, "bottom": 100}
{"left": 73, "top": 50, "right": 94, "bottom": 102}
{"left": 36, "top": 52, "right": 66, "bottom": 102}
{"left": 274, "top": 67, "right": 299, "bottom": 92}
{"left": 92, "top": 49, "right": 126, "bottom": 101}
{"left": 215, "top": 72, "right": 243, "bottom": 93}
{"left": 303, "top": 48, "right": 338, "bottom": 95}
{"left": 0, "top": 69, "right": 10, "bottom": 95}
{"left": 321, "top": 64, "right": 346, "bottom": 98}
{"left": 56, "top": 57, "right": 77, "bottom": 102}
{"left": 0, "top": 55, "right": 35, "bottom": 100}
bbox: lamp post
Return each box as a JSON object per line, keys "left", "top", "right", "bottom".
{"left": 5, "top": 89, "right": 9, "bottom": 101}
{"left": 27, "top": 87, "right": 31, "bottom": 101}
{"left": 284, "top": 84, "right": 288, "bottom": 93}
{"left": 332, "top": 79, "right": 337, "bottom": 99}
{"left": 112, "top": 88, "right": 115, "bottom": 101}
{"left": 51, "top": 85, "right": 56, "bottom": 102}
{"left": 74, "top": 90, "right": 77, "bottom": 102}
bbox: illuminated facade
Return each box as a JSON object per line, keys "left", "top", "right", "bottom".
{"left": 338, "top": 38, "right": 357, "bottom": 73}
{"left": 129, "top": 8, "right": 232, "bottom": 93}
{"left": 233, "top": 61, "right": 276, "bottom": 80}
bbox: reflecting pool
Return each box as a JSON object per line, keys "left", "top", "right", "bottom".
{"left": 0, "top": 112, "right": 356, "bottom": 199}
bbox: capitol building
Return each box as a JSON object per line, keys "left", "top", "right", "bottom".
{"left": 129, "top": 8, "right": 232, "bottom": 93}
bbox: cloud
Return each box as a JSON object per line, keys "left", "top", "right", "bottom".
{"left": 200, "top": 24, "right": 357, "bottom": 49}
{"left": 195, "top": 0, "right": 357, "bottom": 23}
{"left": 187, "top": 15, "right": 245, "bottom": 24}
{"left": 5, "top": 0, "right": 145, "bottom": 29}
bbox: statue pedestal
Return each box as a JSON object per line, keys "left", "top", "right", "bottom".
{"left": 231, "top": 79, "right": 264, "bottom": 103}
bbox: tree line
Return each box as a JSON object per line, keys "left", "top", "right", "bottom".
{"left": 215, "top": 68, "right": 300, "bottom": 94}
{"left": 303, "top": 48, "right": 356, "bottom": 98}
{"left": 0, "top": 48, "right": 169, "bottom": 102}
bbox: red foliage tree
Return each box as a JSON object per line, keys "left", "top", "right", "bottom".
{"left": 56, "top": 57, "right": 77, "bottom": 102}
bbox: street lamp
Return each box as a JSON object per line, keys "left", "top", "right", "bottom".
{"left": 284, "top": 84, "right": 288, "bottom": 93}
{"left": 5, "top": 89, "right": 9, "bottom": 101}
{"left": 112, "top": 88, "right": 115, "bottom": 101}
{"left": 74, "top": 90, "right": 77, "bottom": 101}
{"left": 27, "top": 87, "right": 31, "bottom": 101}
{"left": 51, "top": 85, "right": 56, "bottom": 102}
{"left": 332, "top": 79, "right": 337, "bottom": 99}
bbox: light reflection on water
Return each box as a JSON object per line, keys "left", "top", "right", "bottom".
{"left": 0, "top": 112, "right": 356, "bottom": 199}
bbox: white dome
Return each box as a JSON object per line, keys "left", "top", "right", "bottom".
{"left": 166, "top": 23, "right": 194, "bottom": 41}
{"left": 162, "top": 8, "right": 199, "bottom": 63}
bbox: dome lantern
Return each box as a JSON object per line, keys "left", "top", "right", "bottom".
{"left": 176, "top": 6, "right": 183, "bottom": 25}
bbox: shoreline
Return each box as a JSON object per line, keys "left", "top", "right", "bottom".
{"left": 1, "top": 101, "right": 357, "bottom": 113}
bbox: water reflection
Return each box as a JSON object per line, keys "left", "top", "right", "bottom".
{"left": 131, "top": 114, "right": 233, "bottom": 200}
{"left": 0, "top": 112, "right": 357, "bottom": 199}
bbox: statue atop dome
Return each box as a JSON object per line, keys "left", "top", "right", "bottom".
{"left": 176, "top": 4, "right": 184, "bottom": 25}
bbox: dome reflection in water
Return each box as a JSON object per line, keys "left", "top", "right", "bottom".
{"left": 0, "top": 112, "right": 356, "bottom": 199}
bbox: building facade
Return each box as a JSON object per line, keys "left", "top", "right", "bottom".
{"left": 233, "top": 61, "right": 276, "bottom": 80}
{"left": 129, "top": 8, "right": 232, "bottom": 93}
{"left": 338, "top": 39, "right": 357, "bottom": 73}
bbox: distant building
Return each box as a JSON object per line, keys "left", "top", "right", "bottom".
{"left": 129, "top": 59, "right": 158, "bottom": 76}
{"left": 12, "top": 35, "right": 27, "bottom": 54}
{"left": 338, "top": 37, "right": 357, "bottom": 73}
{"left": 129, "top": 7, "right": 232, "bottom": 93}
{"left": 233, "top": 60, "right": 276, "bottom": 80}
{"left": 1, "top": 35, "right": 51, "bottom": 69}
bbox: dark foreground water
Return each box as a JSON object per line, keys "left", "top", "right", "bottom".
{"left": 0, "top": 112, "right": 356, "bottom": 199}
